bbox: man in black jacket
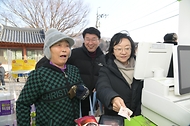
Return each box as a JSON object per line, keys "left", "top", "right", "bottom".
{"left": 67, "top": 27, "right": 104, "bottom": 116}
{"left": 163, "top": 33, "right": 178, "bottom": 77}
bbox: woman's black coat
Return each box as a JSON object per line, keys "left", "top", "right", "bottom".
{"left": 96, "top": 57, "right": 143, "bottom": 117}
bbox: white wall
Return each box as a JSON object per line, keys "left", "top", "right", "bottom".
{"left": 178, "top": 0, "right": 190, "bottom": 45}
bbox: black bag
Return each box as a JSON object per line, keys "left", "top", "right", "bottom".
{"left": 98, "top": 115, "right": 124, "bottom": 126}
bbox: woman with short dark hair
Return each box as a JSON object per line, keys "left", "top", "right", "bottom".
{"left": 96, "top": 31, "right": 143, "bottom": 118}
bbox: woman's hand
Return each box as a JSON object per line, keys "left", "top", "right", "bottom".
{"left": 111, "top": 97, "right": 126, "bottom": 112}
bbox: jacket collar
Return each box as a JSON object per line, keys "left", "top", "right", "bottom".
{"left": 82, "top": 43, "right": 103, "bottom": 58}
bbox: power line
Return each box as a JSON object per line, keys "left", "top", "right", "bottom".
{"left": 129, "top": 14, "right": 179, "bottom": 32}
{"left": 125, "top": 1, "right": 177, "bottom": 26}
{"left": 111, "top": 0, "right": 178, "bottom": 30}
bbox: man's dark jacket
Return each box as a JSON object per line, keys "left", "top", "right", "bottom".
{"left": 67, "top": 44, "right": 104, "bottom": 93}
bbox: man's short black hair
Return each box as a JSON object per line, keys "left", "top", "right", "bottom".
{"left": 82, "top": 27, "right": 101, "bottom": 39}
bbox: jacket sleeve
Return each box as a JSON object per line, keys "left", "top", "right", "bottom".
{"left": 95, "top": 67, "right": 119, "bottom": 110}
{"left": 132, "top": 80, "right": 143, "bottom": 116}
{"left": 16, "top": 70, "right": 43, "bottom": 126}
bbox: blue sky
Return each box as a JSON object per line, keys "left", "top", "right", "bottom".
{"left": 84, "top": 0, "right": 179, "bottom": 42}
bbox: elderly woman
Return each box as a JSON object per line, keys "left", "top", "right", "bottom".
{"left": 16, "top": 28, "right": 89, "bottom": 126}
{"left": 96, "top": 32, "right": 143, "bottom": 118}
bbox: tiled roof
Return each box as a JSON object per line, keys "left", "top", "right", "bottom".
{"left": 0, "top": 24, "right": 45, "bottom": 44}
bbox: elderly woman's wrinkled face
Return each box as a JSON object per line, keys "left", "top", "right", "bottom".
{"left": 50, "top": 40, "right": 71, "bottom": 68}
{"left": 113, "top": 38, "right": 131, "bottom": 65}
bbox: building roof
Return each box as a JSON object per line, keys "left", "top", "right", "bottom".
{"left": 0, "top": 24, "right": 45, "bottom": 44}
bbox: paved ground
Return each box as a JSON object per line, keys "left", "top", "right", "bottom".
{"left": 1, "top": 78, "right": 26, "bottom": 100}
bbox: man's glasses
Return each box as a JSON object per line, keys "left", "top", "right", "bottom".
{"left": 85, "top": 38, "right": 99, "bottom": 43}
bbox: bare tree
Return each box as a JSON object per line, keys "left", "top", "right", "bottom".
{"left": 0, "top": 0, "right": 90, "bottom": 37}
